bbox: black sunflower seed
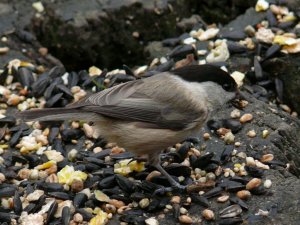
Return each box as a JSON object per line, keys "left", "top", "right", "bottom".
{"left": 74, "top": 193, "right": 87, "bottom": 208}
{"left": 111, "top": 152, "right": 135, "bottom": 161}
{"left": 250, "top": 186, "right": 268, "bottom": 195}
{"left": 17, "top": 67, "right": 35, "bottom": 88}
{"left": 48, "top": 127, "right": 60, "bottom": 144}
{"left": 155, "top": 60, "right": 175, "bottom": 72}
{"left": 61, "top": 128, "right": 83, "bottom": 142}
{"left": 219, "top": 204, "right": 243, "bottom": 218}
{"left": 13, "top": 191, "right": 22, "bottom": 215}
{"left": 0, "top": 212, "right": 19, "bottom": 222}
{"left": 151, "top": 175, "right": 179, "bottom": 187}
{"left": 218, "top": 218, "right": 244, "bottom": 225}
{"left": 266, "top": 9, "right": 277, "bottom": 27}
{"left": 219, "top": 30, "right": 246, "bottom": 40}
{"left": 147, "top": 198, "right": 161, "bottom": 212}
{"left": 191, "top": 152, "right": 214, "bottom": 169}
{"left": 45, "top": 93, "right": 64, "bottom": 108}
{"left": 44, "top": 83, "right": 57, "bottom": 100}
{"left": 220, "top": 180, "right": 246, "bottom": 192}
{"left": 229, "top": 177, "right": 250, "bottom": 185}
{"left": 138, "top": 181, "right": 161, "bottom": 194}
{"left": 98, "top": 175, "right": 116, "bottom": 189}
{"left": 12, "top": 154, "right": 28, "bottom": 164}
{"left": 165, "top": 164, "right": 191, "bottom": 177}
{"left": 245, "top": 166, "right": 264, "bottom": 178}
{"left": 221, "top": 119, "right": 242, "bottom": 133}
{"left": 264, "top": 160, "right": 286, "bottom": 167}
{"left": 278, "top": 21, "right": 295, "bottom": 29}
{"left": 62, "top": 206, "right": 71, "bottom": 225}
{"left": 83, "top": 157, "right": 105, "bottom": 167}
{"left": 24, "top": 203, "right": 36, "bottom": 213}
{"left": 67, "top": 71, "right": 79, "bottom": 88}
{"left": 76, "top": 208, "right": 93, "bottom": 221}
{"left": 32, "top": 77, "right": 51, "bottom": 97}
{"left": 207, "top": 119, "right": 222, "bottom": 131}
{"left": 263, "top": 44, "right": 281, "bottom": 61}
{"left": 203, "top": 186, "right": 223, "bottom": 198}
{"left": 190, "top": 193, "right": 210, "bottom": 207}
{"left": 47, "top": 192, "right": 71, "bottom": 200}
{"left": 122, "top": 65, "right": 134, "bottom": 76}
{"left": 37, "top": 183, "right": 64, "bottom": 192}
{"left": 46, "top": 201, "right": 58, "bottom": 224}
{"left": 120, "top": 214, "right": 146, "bottom": 224}
{"left": 0, "top": 186, "right": 16, "bottom": 197}
{"left": 173, "top": 203, "right": 180, "bottom": 219}
{"left": 177, "top": 141, "right": 191, "bottom": 161}
{"left": 23, "top": 154, "right": 41, "bottom": 168}
{"left": 168, "top": 45, "right": 196, "bottom": 60}
{"left": 254, "top": 56, "right": 264, "bottom": 81}
{"left": 204, "top": 163, "right": 219, "bottom": 172}
{"left": 230, "top": 196, "right": 249, "bottom": 210}
{"left": 47, "top": 66, "right": 66, "bottom": 79}
{"left": 0, "top": 68, "right": 9, "bottom": 85}
{"left": 221, "top": 145, "right": 234, "bottom": 164}
{"left": 227, "top": 41, "right": 248, "bottom": 53}
{"left": 30, "top": 195, "right": 46, "bottom": 213}
{"left": 0, "top": 115, "right": 16, "bottom": 127}
{"left": 57, "top": 84, "right": 73, "bottom": 99}
{"left": 274, "top": 78, "right": 284, "bottom": 102}
{"left": 9, "top": 129, "right": 23, "bottom": 147}
{"left": 130, "top": 192, "right": 148, "bottom": 202}
{"left": 52, "top": 139, "right": 66, "bottom": 156}
{"left": 115, "top": 174, "right": 136, "bottom": 193}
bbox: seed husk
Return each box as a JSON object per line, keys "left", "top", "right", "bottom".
{"left": 236, "top": 190, "right": 251, "bottom": 200}
{"left": 145, "top": 217, "right": 159, "bottom": 225}
{"left": 264, "top": 179, "right": 272, "bottom": 189}
{"left": 239, "top": 114, "right": 253, "bottom": 123}
{"left": 219, "top": 204, "right": 242, "bottom": 218}
{"left": 202, "top": 209, "right": 215, "bottom": 220}
{"left": 260, "top": 154, "right": 274, "bottom": 163}
{"left": 246, "top": 178, "right": 262, "bottom": 190}
{"left": 179, "top": 215, "right": 193, "bottom": 224}
{"left": 217, "top": 195, "right": 229, "bottom": 203}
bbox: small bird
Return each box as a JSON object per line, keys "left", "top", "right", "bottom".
{"left": 19, "top": 64, "right": 238, "bottom": 192}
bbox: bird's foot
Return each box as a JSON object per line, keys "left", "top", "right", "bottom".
{"left": 153, "top": 183, "right": 187, "bottom": 196}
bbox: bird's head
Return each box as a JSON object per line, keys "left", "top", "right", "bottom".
{"left": 171, "top": 64, "right": 238, "bottom": 111}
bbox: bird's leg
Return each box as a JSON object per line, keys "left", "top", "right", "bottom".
{"left": 154, "top": 163, "right": 186, "bottom": 189}
{"left": 149, "top": 154, "right": 186, "bottom": 195}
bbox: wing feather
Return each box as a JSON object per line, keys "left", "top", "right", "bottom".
{"left": 66, "top": 76, "right": 204, "bottom": 130}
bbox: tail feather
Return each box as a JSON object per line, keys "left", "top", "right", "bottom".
{"left": 17, "top": 108, "right": 99, "bottom": 121}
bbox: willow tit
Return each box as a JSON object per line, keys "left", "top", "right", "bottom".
{"left": 19, "top": 64, "right": 238, "bottom": 192}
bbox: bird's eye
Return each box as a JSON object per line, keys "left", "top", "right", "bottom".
{"left": 222, "top": 83, "right": 231, "bottom": 91}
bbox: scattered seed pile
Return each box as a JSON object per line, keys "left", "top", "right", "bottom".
{"left": 0, "top": 0, "right": 299, "bottom": 224}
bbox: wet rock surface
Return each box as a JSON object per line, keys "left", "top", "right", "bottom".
{"left": 0, "top": 0, "right": 257, "bottom": 71}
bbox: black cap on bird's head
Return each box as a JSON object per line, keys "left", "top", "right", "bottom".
{"left": 171, "top": 64, "right": 237, "bottom": 93}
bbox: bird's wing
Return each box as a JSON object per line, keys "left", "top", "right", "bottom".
{"left": 67, "top": 77, "right": 204, "bottom": 130}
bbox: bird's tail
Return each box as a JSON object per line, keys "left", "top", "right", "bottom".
{"left": 17, "top": 108, "right": 99, "bottom": 121}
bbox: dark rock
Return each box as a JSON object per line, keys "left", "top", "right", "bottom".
{"left": 30, "top": 0, "right": 196, "bottom": 70}
{"left": 262, "top": 55, "right": 300, "bottom": 114}
{"left": 219, "top": 8, "right": 266, "bottom": 40}
{"left": 176, "top": 15, "right": 204, "bottom": 31}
